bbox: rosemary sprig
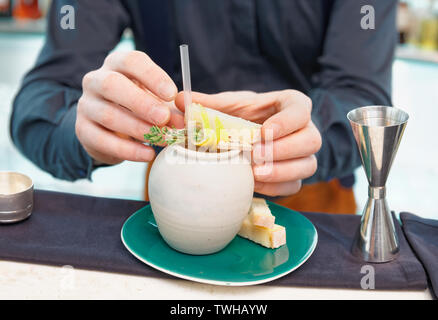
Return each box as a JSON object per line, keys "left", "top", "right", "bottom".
{"left": 144, "top": 126, "right": 186, "bottom": 146}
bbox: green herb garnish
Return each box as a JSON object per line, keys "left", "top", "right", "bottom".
{"left": 144, "top": 126, "right": 186, "bottom": 146}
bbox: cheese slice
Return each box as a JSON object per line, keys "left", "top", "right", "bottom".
{"left": 248, "top": 197, "right": 275, "bottom": 229}
{"left": 238, "top": 216, "right": 286, "bottom": 249}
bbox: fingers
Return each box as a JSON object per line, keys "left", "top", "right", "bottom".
{"left": 83, "top": 69, "right": 171, "bottom": 126}
{"left": 78, "top": 95, "right": 152, "bottom": 142}
{"left": 253, "top": 122, "right": 322, "bottom": 162}
{"left": 103, "top": 50, "right": 177, "bottom": 101}
{"left": 254, "top": 180, "right": 302, "bottom": 197}
{"left": 77, "top": 50, "right": 178, "bottom": 165}
{"left": 75, "top": 117, "right": 155, "bottom": 163}
{"left": 253, "top": 155, "right": 317, "bottom": 183}
{"left": 252, "top": 155, "right": 314, "bottom": 196}
{"left": 262, "top": 90, "right": 312, "bottom": 140}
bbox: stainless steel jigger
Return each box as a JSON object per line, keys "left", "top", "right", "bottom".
{"left": 347, "top": 106, "right": 409, "bottom": 263}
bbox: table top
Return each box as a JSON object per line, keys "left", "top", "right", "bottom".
{"left": 0, "top": 260, "right": 432, "bottom": 300}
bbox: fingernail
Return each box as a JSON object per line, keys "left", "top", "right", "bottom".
{"left": 253, "top": 163, "right": 273, "bottom": 177}
{"left": 253, "top": 165, "right": 265, "bottom": 176}
{"left": 264, "top": 123, "right": 280, "bottom": 139}
{"left": 150, "top": 106, "right": 169, "bottom": 125}
{"left": 137, "top": 146, "right": 155, "bottom": 161}
{"left": 252, "top": 143, "right": 264, "bottom": 163}
{"left": 158, "top": 81, "right": 176, "bottom": 100}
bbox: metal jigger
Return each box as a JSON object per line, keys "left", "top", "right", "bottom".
{"left": 347, "top": 106, "right": 409, "bottom": 263}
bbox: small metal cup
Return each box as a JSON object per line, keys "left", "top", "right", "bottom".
{"left": 0, "top": 172, "right": 34, "bottom": 223}
{"left": 347, "top": 106, "right": 408, "bottom": 263}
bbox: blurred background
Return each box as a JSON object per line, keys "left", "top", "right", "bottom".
{"left": 0, "top": 0, "right": 437, "bottom": 218}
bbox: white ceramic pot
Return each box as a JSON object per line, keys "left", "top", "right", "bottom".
{"left": 148, "top": 145, "right": 254, "bottom": 255}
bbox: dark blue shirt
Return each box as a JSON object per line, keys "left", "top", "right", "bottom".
{"left": 10, "top": 0, "right": 397, "bottom": 182}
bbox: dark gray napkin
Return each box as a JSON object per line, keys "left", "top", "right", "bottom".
{"left": 401, "top": 212, "right": 438, "bottom": 299}
{"left": 269, "top": 211, "right": 427, "bottom": 290}
{"left": 0, "top": 190, "right": 428, "bottom": 290}
{"left": 0, "top": 189, "right": 170, "bottom": 278}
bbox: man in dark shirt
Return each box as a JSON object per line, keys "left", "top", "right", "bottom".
{"left": 10, "top": 0, "right": 397, "bottom": 212}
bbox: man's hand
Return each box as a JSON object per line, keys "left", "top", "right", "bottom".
{"left": 76, "top": 50, "right": 184, "bottom": 165}
{"left": 175, "top": 90, "right": 322, "bottom": 197}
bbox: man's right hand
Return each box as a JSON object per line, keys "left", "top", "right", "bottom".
{"left": 75, "top": 50, "right": 183, "bottom": 165}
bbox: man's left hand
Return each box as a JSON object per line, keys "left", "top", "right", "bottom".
{"left": 175, "top": 90, "right": 322, "bottom": 197}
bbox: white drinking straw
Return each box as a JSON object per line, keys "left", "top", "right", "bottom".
{"left": 179, "top": 44, "right": 192, "bottom": 118}
{"left": 180, "top": 44, "right": 196, "bottom": 149}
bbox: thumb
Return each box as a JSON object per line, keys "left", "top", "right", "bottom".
{"left": 174, "top": 91, "right": 210, "bottom": 113}
{"left": 175, "top": 91, "right": 252, "bottom": 113}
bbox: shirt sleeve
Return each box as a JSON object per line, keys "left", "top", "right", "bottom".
{"left": 306, "top": 0, "right": 397, "bottom": 183}
{"left": 9, "top": 0, "right": 130, "bottom": 181}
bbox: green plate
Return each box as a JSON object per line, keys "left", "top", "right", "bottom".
{"left": 121, "top": 201, "right": 317, "bottom": 286}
